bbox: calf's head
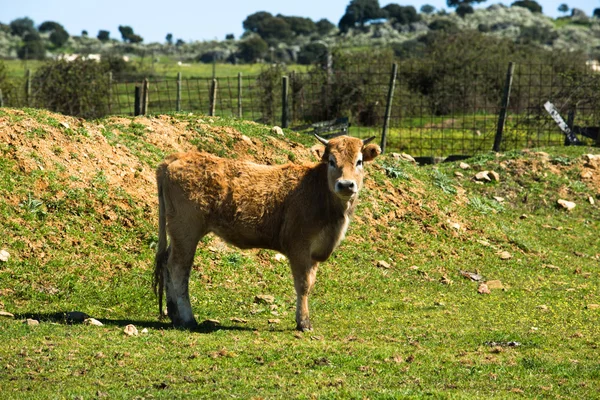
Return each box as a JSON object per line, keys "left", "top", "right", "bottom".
{"left": 315, "top": 135, "right": 381, "bottom": 201}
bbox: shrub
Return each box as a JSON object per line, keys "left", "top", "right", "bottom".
{"left": 32, "top": 59, "right": 110, "bottom": 118}
{"left": 238, "top": 36, "right": 268, "bottom": 62}
{"left": 456, "top": 4, "right": 475, "bottom": 18}
{"left": 297, "top": 42, "right": 328, "bottom": 65}
{"left": 17, "top": 32, "right": 46, "bottom": 60}
{"left": 511, "top": 0, "right": 543, "bottom": 13}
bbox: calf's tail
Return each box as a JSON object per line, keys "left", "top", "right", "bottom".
{"left": 153, "top": 164, "right": 169, "bottom": 318}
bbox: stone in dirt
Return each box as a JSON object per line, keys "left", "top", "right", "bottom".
{"left": 498, "top": 251, "right": 512, "bottom": 260}
{"left": 25, "top": 318, "right": 40, "bottom": 326}
{"left": 478, "top": 283, "right": 491, "bottom": 294}
{"left": 557, "top": 199, "right": 576, "bottom": 211}
{"left": 0, "top": 311, "right": 15, "bottom": 318}
{"left": 271, "top": 126, "right": 284, "bottom": 136}
{"left": 84, "top": 318, "right": 103, "bottom": 326}
{"left": 586, "top": 304, "right": 600, "bottom": 310}
{"left": 254, "top": 294, "right": 275, "bottom": 304}
{"left": 376, "top": 260, "right": 391, "bottom": 269}
{"left": 124, "top": 324, "right": 138, "bottom": 336}
{"left": 0, "top": 249, "right": 9, "bottom": 262}
{"left": 459, "top": 162, "right": 470, "bottom": 170}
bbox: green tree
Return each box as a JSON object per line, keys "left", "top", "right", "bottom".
{"left": 316, "top": 19, "right": 335, "bottom": 35}
{"left": 38, "top": 21, "right": 63, "bottom": 33}
{"left": 39, "top": 21, "right": 69, "bottom": 47}
{"left": 594, "top": 8, "right": 600, "bottom": 18}
{"left": 0, "top": 23, "right": 10, "bottom": 34}
{"left": 81, "top": 30, "right": 88, "bottom": 36}
{"left": 238, "top": 36, "right": 268, "bottom": 62}
{"left": 256, "top": 17, "right": 293, "bottom": 43}
{"left": 456, "top": 3, "right": 474, "bottom": 17}
{"left": 17, "top": 32, "right": 46, "bottom": 60}
{"left": 128, "top": 34, "right": 143, "bottom": 43}
{"left": 340, "top": 0, "right": 384, "bottom": 28}
{"left": 225, "top": 33, "right": 235, "bottom": 40}
{"left": 297, "top": 42, "right": 328, "bottom": 65}
{"left": 118, "top": 25, "right": 134, "bottom": 42}
{"left": 558, "top": 3, "right": 569, "bottom": 14}
{"left": 383, "top": 4, "right": 420, "bottom": 24}
{"left": 420, "top": 4, "right": 436, "bottom": 14}
{"left": 50, "top": 28, "right": 69, "bottom": 47}
{"left": 166, "top": 33, "right": 173, "bottom": 44}
{"left": 10, "top": 17, "right": 35, "bottom": 37}
{"left": 338, "top": 13, "right": 357, "bottom": 33}
{"left": 511, "top": 0, "right": 542, "bottom": 13}
{"left": 97, "top": 30, "right": 110, "bottom": 42}
{"left": 243, "top": 11, "right": 273, "bottom": 33}
{"left": 446, "top": 0, "right": 486, "bottom": 8}
{"left": 278, "top": 15, "right": 316, "bottom": 36}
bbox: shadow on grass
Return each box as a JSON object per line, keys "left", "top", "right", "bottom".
{"left": 13, "top": 311, "right": 259, "bottom": 333}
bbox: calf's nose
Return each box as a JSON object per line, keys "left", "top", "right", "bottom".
{"left": 335, "top": 180, "right": 357, "bottom": 193}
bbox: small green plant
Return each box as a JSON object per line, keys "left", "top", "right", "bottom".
{"left": 432, "top": 168, "right": 456, "bottom": 194}
{"left": 19, "top": 193, "right": 46, "bottom": 219}
{"left": 382, "top": 163, "right": 410, "bottom": 180}
{"left": 469, "top": 195, "right": 504, "bottom": 214}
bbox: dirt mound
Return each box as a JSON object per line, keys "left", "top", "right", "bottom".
{"left": 0, "top": 110, "right": 317, "bottom": 212}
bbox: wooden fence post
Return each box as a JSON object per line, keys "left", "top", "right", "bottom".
{"left": 493, "top": 62, "right": 515, "bottom": 152}
{"left": 0, "top": 89, "right": 3, "bottom": 108}
{"left": 134, "top": 86, "right": 141, "bottom": 116}
{"left": 141, "top": 78, "right": 149, "bottom": 115}
{"left": 107, "top": 71, "right": 113, "bottom": 114}
{"left": 281, "top": 76, "right": 289, "bottom": 128}
{"left": 380, "top": 63, "right": 398, "bottom": 155}
{"left": 237, "top": 72, "right": 242, "bottom": 118}
{"left": 176, "top": 72, "right": 182, "bottom": 112}
{"left": 209, "top": 78, "right": 217, "bottom": 117}
{"left": 25, "top": 69, "right": 32, "bottom": 107}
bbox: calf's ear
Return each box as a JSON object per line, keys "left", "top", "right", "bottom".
{"left": 310, "top": 144, "right": 326, "bottom": 161}
{"left": 362, "top": 143, "right": 381, "bottom": 162}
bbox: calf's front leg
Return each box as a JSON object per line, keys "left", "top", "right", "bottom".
{"left": 290, "top": 256, "right": 319, "bottom": 331}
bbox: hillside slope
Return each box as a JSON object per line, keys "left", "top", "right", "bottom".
{"left": 0, "top": 108, "right": 599, "bottom": 398}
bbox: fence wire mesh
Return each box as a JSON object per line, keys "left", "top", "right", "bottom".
{"left": 2, "top": 61, "right": 599, "bottom": 158}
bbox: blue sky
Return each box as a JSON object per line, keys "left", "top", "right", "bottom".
{"left": 1, "top": 0, "right": 597, "bottom": 43}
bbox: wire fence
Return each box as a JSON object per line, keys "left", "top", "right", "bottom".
{"left": 2, "top": 61, "right": 599, "bottom": 158}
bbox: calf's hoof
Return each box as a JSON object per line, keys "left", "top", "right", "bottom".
{"left": 296, "top": 319, "right": 313, "bottom": 332}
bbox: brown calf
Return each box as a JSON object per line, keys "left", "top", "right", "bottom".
{"left": 153, "top": 135, "right": 380, "bottom": 331}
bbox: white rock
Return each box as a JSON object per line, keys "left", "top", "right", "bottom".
{"left": 0, "top": 250, "right": 9, "bottom": 262}
{"left": 0, "top": 311, "right": 14, "bottom": 318}
{"left": 141, "top": 328, "right": 149, "bottom": 334}
{"left": 589, "top": 197, "right": 595, "bottom": 205}
{"left": 254, "top": 294, "right": 275, "bottom": 304}
{"left": 459, "top": 162, "right": 471, "bottom": 170}
{"left": 84, "top": 318, "right": 103, "bottom": 326}
{"left": 475, "top": 171, "right": 491, "bottom": 181}
{"left": 557, "top": 199, "right": 576, "bottom": 211}
{"left": 271, "top": 126, "right": 284, "bottom": 136}
{"left": 273, "top": 253, "right": 286, "bottom": 262}
{"left": 25, "top": 318, "right": 39, "bottom": 326}
{"left": 124, "top": 324, "right": 138, "bottom": 336}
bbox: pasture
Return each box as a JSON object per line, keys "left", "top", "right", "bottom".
{"left": 0, "top": 108, "right": 599, "bottom": 398}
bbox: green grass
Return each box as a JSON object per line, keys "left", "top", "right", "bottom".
{"left": 0, "top": 109, "right": 599, "bottom": 398}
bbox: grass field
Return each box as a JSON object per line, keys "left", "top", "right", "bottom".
{"left": 0, "top": 108, "right": 599, "bottom": 398}
{"left": 2, "top": 57, "right": 309, "bottom": 79}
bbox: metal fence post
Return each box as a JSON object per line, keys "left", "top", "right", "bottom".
{"left": 176, "top": 72, "right": 182, "bottom": 112}
{"left": 141, "top": 78, "right": 149, "bottom": 115}
{"left": 134, "top": 86, "right": 141, "bottom": 116}
{"left": 25, "top": 69, "right": 32, "bottom": 107}
{"left": 381, "top": 63, "right": 398, "bottom": 154}
{"left": 0, "top": 89, "right": 3, "bottom": 108}
{"left": 281, "top": 76, "right": 289, "bottom": 128}
{"left": 107, "top": 71, "right": 113, "bottom": 114}
{"left": 493, "top": 62, "right": 515, "bottom": 152}
{"left": 237, "top": 72, "right": 242, "bottom": 118}
{"left": 209, "top": 78, "right": 217, "bottom": 116}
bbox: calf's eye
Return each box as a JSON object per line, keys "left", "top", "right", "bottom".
{"left": 356, "top": 159, "right": 363, "bottom": 167}
{"left": 328, "top": 159, "right": 336, "bottom": 167}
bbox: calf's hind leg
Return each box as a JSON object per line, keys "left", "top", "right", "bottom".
{"left": 164, "top": 227, "right": 204, "bottom": 328}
